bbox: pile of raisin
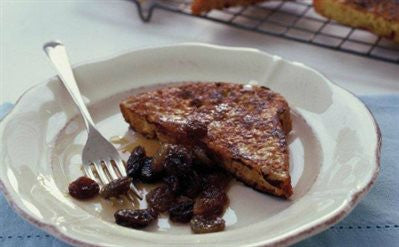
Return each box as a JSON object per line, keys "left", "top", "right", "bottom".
{"left": 69, "top": 144, "right": 232, "bottom": 234}
{"left": 115, "top": 144, "right": 231, "bottom": 233}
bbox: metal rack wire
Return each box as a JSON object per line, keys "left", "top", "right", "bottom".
{"left": 130, "top": 0, "right": 399, "bottom": 64}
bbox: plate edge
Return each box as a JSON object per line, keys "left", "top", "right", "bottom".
{"left": 0, "top": 43, "right": 382, "bottom": 247}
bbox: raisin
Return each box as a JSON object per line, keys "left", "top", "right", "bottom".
{"left": 169, "top": 198, "right": 194, "bottom": 223}
{"left": 164, "top": 145, "right": 193, "bottom": 177}
{"left": 126, "top": 146, "right": 146, "bottom": 178}
{"left": 68, "top": 176, "right": 99, "bottom": 200}
{"left": 163, "top": 175, "right": 181, "bottom": 194}
{"left": 146, "top": 185, "right": 176, "bottom": 213}
{"left": 193, "top": 188, "right": 228, "bottom": 217}
{"left": 202, "top": 172, "right": 231, "bottom": 191}
{"left": 99, "top": 177, "right": 132, "bottom": 199}
{"left": 140, "top": 157, "right": 161, "bottom": 183}
{"left": 165, "top": 156, "right": 191, "bottom": 177}
{"left": 181, "top": 171, "right": 202, "bottom": 199}
{"left": 190, "top": 215, "right": 225, "bottom": 234}
{"left": 114, "top": 208, "right": 158, "bottom": 229}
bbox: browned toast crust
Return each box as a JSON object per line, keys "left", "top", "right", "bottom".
{"left": 314, "top": 0, "right": 399, "bottom": 43}
{"left": 191, "top": 0, "right": 268, "bottom": 15}
{"left": 120, "top": 82, "right": 293, "bottom": 198}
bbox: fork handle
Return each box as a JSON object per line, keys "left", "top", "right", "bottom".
{"left": 43, "top": 41, "right": 95, "bottom": 130}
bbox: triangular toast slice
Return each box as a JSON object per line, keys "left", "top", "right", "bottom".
{"left": 120, "top": 82, "right": 293, "bottom": 198}
{"left": 191, "top": 0, "right": 268, "bottom": 15}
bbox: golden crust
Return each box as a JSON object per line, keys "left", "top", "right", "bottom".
{"left": 191, "top": 0, "right": 268, "bottom": 15}
{"left": 120, "top": 82, "right": 293, "bottom": 198}
{"left": 314, "top": 0, "right": 399, "bottom": 42}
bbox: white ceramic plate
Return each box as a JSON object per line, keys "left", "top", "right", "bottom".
{"left": 0, "top": 43, "right": 380, "bottom": 247}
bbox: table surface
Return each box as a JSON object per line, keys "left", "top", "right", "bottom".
{"left": 2, "top": 0, "right": 399, "bottom": 105}
{"left": 1, "top": 1, "right": 399, "bottom": 246}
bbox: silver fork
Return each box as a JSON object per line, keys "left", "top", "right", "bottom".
{"left": 43, "top": 41, "right": 142, "bottom": 200}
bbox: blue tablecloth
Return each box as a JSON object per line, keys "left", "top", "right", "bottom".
{"left": 1, "top": 95, "right": 398, "bottom": 247}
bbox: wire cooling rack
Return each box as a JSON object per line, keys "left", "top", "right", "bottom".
{"left": 130, "top": 0, "right": 399, "bottom": 64}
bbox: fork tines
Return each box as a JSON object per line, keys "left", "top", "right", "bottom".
{"left": 83, "top": 159, "right": 142, "bottom": 200}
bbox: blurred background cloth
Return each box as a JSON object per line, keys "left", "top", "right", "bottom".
{"left": 0, "top": 94, "right": 398, "bottom": 246}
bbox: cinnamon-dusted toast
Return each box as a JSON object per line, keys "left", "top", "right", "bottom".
{"left": 314, "top": 0, "right": 399, "bottom": 43}
{"left": 191, "top": 0, "right": 268, "bottom": 15}
{"left": 120, "top": 82, "right": 293, "bottom": 198}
